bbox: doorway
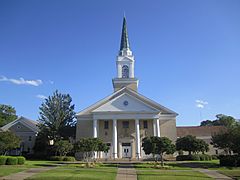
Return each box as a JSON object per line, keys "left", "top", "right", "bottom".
{"left": 122, "top": 143, "right": 131, "bottom": 158}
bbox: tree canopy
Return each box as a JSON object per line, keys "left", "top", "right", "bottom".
{"left": 0, "top": 104, "right": 17, "bottom": 127}
{"left": 142, "top": 136, "right": 175, "bottom": 166}
{"left": 74, "top": 138, "right": 109, "bottom": 162}
{"left": 54, "top": 140, "right": 73, "bottom": 157}
{"left": 0, "top": 131, "right": 21, "bottom": 155}
{"left": 38, "top": 90, "right": 76, "bottom": 141}
{"left": 211, "top": 122, "right": 240, "bottom": 155}
{"left": 200, "top": 114, "right": 236, "bottom": 127}
{"left": 176, "top": 135, "right": 209, "bottom": 155}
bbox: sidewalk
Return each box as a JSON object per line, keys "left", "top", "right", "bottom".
{"left": 116, "top": 163, "right": 137, "bottom": 180}
{"left": 197, "top": 169, "right": 232, "bottom": 180}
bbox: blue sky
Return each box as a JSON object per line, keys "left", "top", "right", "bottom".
{"left": 0, "top": 0, "right": 240, "bottom": 126}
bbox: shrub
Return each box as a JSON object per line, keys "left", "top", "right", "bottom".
{"left": 212, "top": 155, "right": 218, "bottom": 160}
{"left": 191, "top": 154, "right": 200, "bottom": 161}
{"left": 176, "top": 155, "right": 193, "bottom": 161}
{"left": 6, "top": 157, "right": 18, "bottom": 165}
{"left": 176, "top": 154, "right": 212, "bottom": 161}
{"left": 63, "top": 156, "right": 75, "bottom": 161}
{"left": 17, "top": 156, "right": 26, "bottom": 165}
{"left": 49, "top": 156, "right": 64, "bottom": 161}
{"left": 219, "top": 155, "right": 240, "bottom": 167}
{"left": 0, "top": 156, "right": 8, "bottom": 165}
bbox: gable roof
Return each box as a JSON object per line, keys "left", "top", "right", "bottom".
{"left": 77, "top": 87, "right": 178, "bottom": 116}
{"left": 1, "top": 116, "right": 39, "bottom": 132}
{"left": 177, "top": 126, "right": 226, "bottom": 137}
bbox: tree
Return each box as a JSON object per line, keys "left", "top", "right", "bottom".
{"left": 142, "top": 136, "right": 175, "bottom": 166}
{"left": 176, "top": 135, "right": 209, "bottom": 155}
{"left": 74, "top": 138, "right": 109, "bottom": 163}
{"left": 200, "top": 114, "right": 236, "bottom": 127}
{"left": 0, "top": 131, "right": 21, "bottom": 155}
{"left": 211, "top": 123, "right": 240, "bottom": 155}
{"left": 54, "top": 140, "right": 73, "bottom": 157}
{"left": 0, "top": 104, "right": 17, "bottom": 127}
{"left": 195, "top": 139, "right": 209, "bottom": 154}
{"left": 38, "top": 90, "right": 76, "bottom": 142}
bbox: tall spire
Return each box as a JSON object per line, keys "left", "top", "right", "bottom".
{"left": 120, "top": 16, "right": 130, "bottom": 51}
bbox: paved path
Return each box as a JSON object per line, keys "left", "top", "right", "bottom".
{"left": 116, "top": 163, "right": 137, "bottom": 180}
{"left": 197, "top": 169, "right": 232, "bottom": 180}
{"left": 0, "top": 166, "right": 56, "bottom": 180}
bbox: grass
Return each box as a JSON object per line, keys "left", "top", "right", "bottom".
{"left": 0, "top": 166, "right": 27, "bottom": 177}
{"left": 218, "top": 170, "right": 240, "bottom": 180}
{"left": 27, "top": 166, "right": 117, "bottom": 180}
{"left": 137, "top": 170, "right": 213, "bottom": 180}
{"left": 0, "top": 160, "right": 61, "bottom": 177}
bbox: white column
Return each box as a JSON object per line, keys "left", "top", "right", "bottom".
{"left": 135, "top": 119, "right": 141, "bottom": 159}
{"left": 112, "top": 119, "right": 118, "bottom": 159}
{"left": 117, "top": 64, "right": 122, "bottom": 78}
{"left": 156, "top": 119, "right": 160, "bottom": 137}
{"left": 153, "top": 119, "right": 156, "bottom": 136}
{"left": 93, "top": 119, "right": 98, "bottom": 138}
{"left": 93, "top": 119, "right": 98, "bottom": 158}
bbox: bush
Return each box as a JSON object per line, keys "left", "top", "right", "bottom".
{"left": 0, "top": 156, "right": 8, "bottom": 165}
{"left": 212, "top": 155, "right": 218, "bottom": 160}
{"left": 176, "top": 154, "right": 212, "bottom": 161}
{"left": 49, "top": 156, "right": 64, "bottom": 161}
{"left": 17, "top": 156, "right": 26, "bottom": 165}
{"left": 6, "top": 157, "right": 18, "bottom": 165}
{"left": 63, "top": 156, "right": 75, "bottom": 161}
{"left": 219, "top": 155, "right": 240, "bottom": 167}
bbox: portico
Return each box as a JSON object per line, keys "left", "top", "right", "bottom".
{"left": 91, "top": 113, "right": 161, "bottom": 159}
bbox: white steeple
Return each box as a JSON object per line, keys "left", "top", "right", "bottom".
{"left": 112, "top": 17, "right": 139, "bottom": 92}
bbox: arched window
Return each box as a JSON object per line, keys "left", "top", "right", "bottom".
{"left": 122, "top": 65, "right": 129, "bottom": 78}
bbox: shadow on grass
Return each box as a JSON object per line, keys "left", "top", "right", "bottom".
{"left": 178, "top": 162, "right": 220, "bottom": 169}
{"left": 138, "top": 172, "right": 212, "bottom": 179}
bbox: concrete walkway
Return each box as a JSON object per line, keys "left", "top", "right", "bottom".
{"left": 0, "top": 166, "right": 56, "bottom": 180}
{"left": 197, "top": 169, "right": 232, "bottom": 180}
{"left": 116, "top": 163, "right": 137, "bottom": 180}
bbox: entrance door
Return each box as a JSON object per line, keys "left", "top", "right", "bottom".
{"left": 122, "top": 143, "right": 131, "bottom": 158}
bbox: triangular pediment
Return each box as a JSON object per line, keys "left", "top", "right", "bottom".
{"left": 77, "top": 87, "right": 178, "bottom": 116}
{"left": 93, "top": 93, "right": 158, "bottom": 113}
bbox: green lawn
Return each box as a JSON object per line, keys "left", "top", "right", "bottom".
{"left": 0, "top": 166, "right": 27, "bottom": 177}
{"left": 218, "top": 170, "right": 240, "bottom": 180}
{"left": 137, "top": 170, "right": 213, "bottom": 180}
{"left": 27, "top": 166, "right": 117, "bottom": 180}
{"left": 0, "top": 160, "right": 61, "bottom": 177}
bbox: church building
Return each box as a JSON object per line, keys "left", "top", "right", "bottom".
{"left": 76, "top": 17, "right": 178, "bottom": 159}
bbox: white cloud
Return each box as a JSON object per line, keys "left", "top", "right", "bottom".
{"left": 0, "top": 76, "right": 43, "bottom": 86}
{"left": 36, "top": 94, "right": 47, "bottom": 100}
{"left": 195, "top": 99, "right": 208, "bottom": 109}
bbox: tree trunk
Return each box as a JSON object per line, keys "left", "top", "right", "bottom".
{"left": 160, "top": 153, "right": 164, "bottom": 166}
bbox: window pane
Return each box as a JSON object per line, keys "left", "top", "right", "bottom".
{"left": 143, "top": 121, "right": 148, "bottom": 129}
{"left": 104, "top": 121, "right": 109, "bottom": 129}
{"left": 122, "top": 121, "right": 129, "bottom": 128}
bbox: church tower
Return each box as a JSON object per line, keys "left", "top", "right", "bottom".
{"left": 112, "top": 17, "right": 139, "bottom": 92}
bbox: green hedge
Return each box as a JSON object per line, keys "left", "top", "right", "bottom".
{"left": 17, "top": 156, "right": 26, "bottom": 165}
{"left": 6, "top": 157, "right": 18, "bottom": 165}
{"left": 49, "top": 156, "right": 64, "bottom": 161}
{"left": 176, "top": 154, "right": 212, "bottom": 161}
{"left": 219, "top": 155, "right": 240, "bottom": 167}
{"left": 0, "top": 156, "right": 8, "bottom": 165}
{"left": 63, "top": 156, "right": 75, "bottom": 161}
{"left": 49, "top": 156, "right": 76, "bottom": 161}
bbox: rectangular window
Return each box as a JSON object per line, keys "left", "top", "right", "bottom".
{"left": 143, "top": 121, "right": 148, "bottom": 129}
{"left": 104, "top": 121, "right": 109, "bottom": 129}
{"left": 28, "top": 136, "right": 32, "bottom": 141}
{"left": 122, "top": 121, "right": 129, "bottom": 128}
